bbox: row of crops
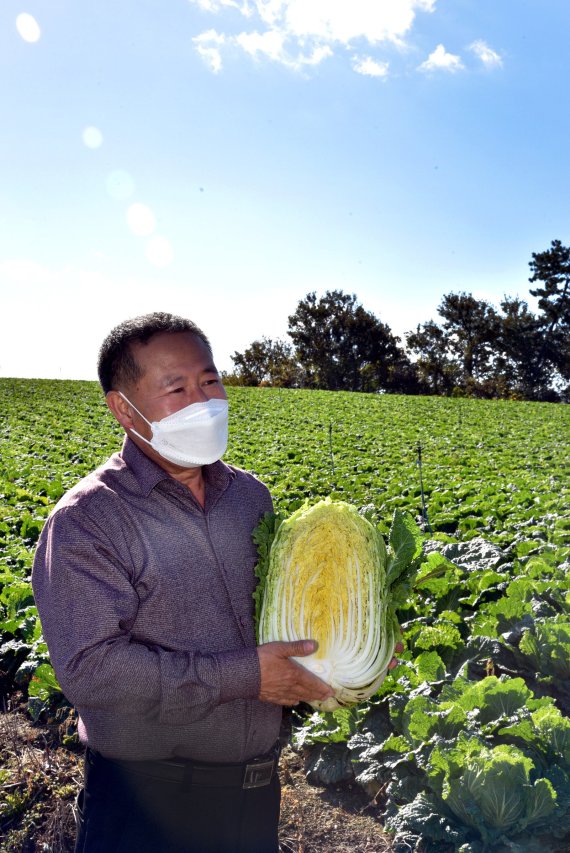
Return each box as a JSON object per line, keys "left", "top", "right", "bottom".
{"left": 1, "top": 377, "right": 569, "bottom": 851}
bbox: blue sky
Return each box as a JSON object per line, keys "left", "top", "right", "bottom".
{"left": 1, "top": 0, "right": 569, "bottom": 380}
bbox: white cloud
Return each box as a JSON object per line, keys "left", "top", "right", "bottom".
{"left": 469, "top": 39, "right": 503, "bottom": 69}
{"left": 299, "top": 44, "right": 333, "bottom": 66}
{"left": 193, "top": 29, "right": 226, "bottom": 72}
{"left": 235, "top": 29, "right": 286, "bottom": 61}
{"left": 419, "top": 43, "right": 463, "bottom": 73}
{"left": 281, "top": 0, "right": 434, "bottom": 45}
{"left": 191, "top": 0, "right": 436, "bottom": 72}
{"left": 235, "top": 28, "right": 333, "bottom": 69}
{"left": 193, "top": 0, "right": 253, "bottom": 13}
{"left": 352, "top": 55, "right": 389, "bottom": 78}
{"left": 254, "top": 0, "right": 286, "bottom": 28}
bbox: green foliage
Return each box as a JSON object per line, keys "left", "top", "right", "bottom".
{"left": 428, "top": 736, "right": 557, "bottom": 835}
{"left": 287, "top": 289, "right": 413, "bottom": 393}
{"left": 518, "top": 620, "right": 570, "bottom": 679}
{"left": 1, "top": 377, "right": 570, "bottom": 850}
{"left": 0, "top": 378, "right": 122, "bottom": 714}
{"left": 406, "top": 246, "right": 570, "bottom": 400}
{"left": 234, "top": 246, "right": 570, "bottom": 400}
{"left": 382, "top": 676, "right": 570, "bottom": 850}
{"left": 27, "top": 663, "right": 64, "bottom": 722}
{"left": 293, "top": 707, "right": 358, "bottom": 748}
{"left": 229, "top": 336, "right": 300, "bottom": 387}
{"left": 251, "top": 511, "right": 283, "bottom": 641}
{"left": 529, "top": 238, "right": 570, "bottom": 395}
{"left": 387, "top": 508, "right": 424, "bottom": 596}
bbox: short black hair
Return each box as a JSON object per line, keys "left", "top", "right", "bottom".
{"left": 97, "top": 312, "right": 212, "bottom": 394}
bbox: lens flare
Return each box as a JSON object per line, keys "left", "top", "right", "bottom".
{"left": 82, "top": 127, "right": 103, "bottom": 149}
{"left": 16, "top": 13, "right": 41, "bottom": 43}
{"left": 127, "top": 203, "right": 156, "bottom": 237}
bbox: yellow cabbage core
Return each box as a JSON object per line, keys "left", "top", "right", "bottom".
{"left": 259, "top": 499, "right": 396, "bottom": 710}
{"left": 286, "top": 516, "right": 363, "bottom": 660}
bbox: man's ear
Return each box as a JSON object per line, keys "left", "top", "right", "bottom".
{"left": 106, "top": 390, "right": 135, "bottom": 432}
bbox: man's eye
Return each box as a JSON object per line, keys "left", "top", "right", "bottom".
{"left": 171, "top": 388, "right": 184, "bottom": 393}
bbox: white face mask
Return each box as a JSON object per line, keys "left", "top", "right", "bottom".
{"left": 119, "top": 392, "right": 229, "bottom": 468}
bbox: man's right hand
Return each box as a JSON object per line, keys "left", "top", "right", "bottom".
{"left": 257, "top": 640, "right": 335, "bottom": 707}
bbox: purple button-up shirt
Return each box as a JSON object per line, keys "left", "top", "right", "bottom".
{"left": 32, "top": 437, "right": 281, "bottom": 762}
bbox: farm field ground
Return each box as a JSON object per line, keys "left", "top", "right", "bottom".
{"left": 0, "top": 698, "right": 393, "bottom": 852}
{"left": 1, "top": 378, "right": 569, "bottom": 851}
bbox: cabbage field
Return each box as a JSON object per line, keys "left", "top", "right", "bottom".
{"left": 1, "top": 377, "right": 569, "bottom": 852}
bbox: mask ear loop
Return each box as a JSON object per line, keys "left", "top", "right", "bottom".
{"left": 118, "top": 391, "right": 155, "bottom": 448}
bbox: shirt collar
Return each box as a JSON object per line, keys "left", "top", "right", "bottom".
{"left": 120, "top": 435, "right": 236, "bottom": 498}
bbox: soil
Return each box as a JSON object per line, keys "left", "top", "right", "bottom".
{"left": 279, "top": 746, "right": 394, "bottom": 853}
{"left": 0, "top": 699, "right": 394, "bottom": 852}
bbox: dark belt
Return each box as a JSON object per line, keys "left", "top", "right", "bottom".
{"left": 90, "top": 742, "right": 280, "bottom": 790}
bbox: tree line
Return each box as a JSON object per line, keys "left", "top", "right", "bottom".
{"left": 225, "top": 240, "right": 570, "bottom": 401}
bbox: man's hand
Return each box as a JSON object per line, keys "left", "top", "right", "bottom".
{"left": 257, "top": 640, "right": 335, "bottom": 706}
{"left": 257, "top": 639, "right": 405, "bottom": 706}
{"left": 388, "top": 641, "right": 405, "bottom": 669}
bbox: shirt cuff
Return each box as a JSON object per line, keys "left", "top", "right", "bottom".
{"left": 216, "top": 647, "right": 261, "bottom": 703}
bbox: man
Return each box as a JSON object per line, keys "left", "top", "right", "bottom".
{"left": 32, "top": 312, "right": 334, "bottom": 853}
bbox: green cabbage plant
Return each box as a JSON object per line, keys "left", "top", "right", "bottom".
{"left": 429, "top": 735, "right": 558, "bottom": 842}
{"left": 253, "top": 498, "right": 422, "bottom": 711}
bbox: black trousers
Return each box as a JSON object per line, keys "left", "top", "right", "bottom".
{"left": 75, "top": 749, "right": 281, "bottom": 853}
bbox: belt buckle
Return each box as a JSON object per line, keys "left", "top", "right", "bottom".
{"left": 243, "top": 758, "right": 275, "bottom": 789}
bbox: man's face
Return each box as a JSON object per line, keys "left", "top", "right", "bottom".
{"left": 108, "top": 331, "right": 227, "bottom": 463}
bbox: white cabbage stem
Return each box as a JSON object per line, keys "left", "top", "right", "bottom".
{"left": 259, "top": 498, "right": 397, "bottom": 710}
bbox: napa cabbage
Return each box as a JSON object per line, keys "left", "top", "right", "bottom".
{"left": 253, "top": 498, "right": 422, "bottom": 711}
{"left": 429, "top": 735, "right": 558, "bottom": 838}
